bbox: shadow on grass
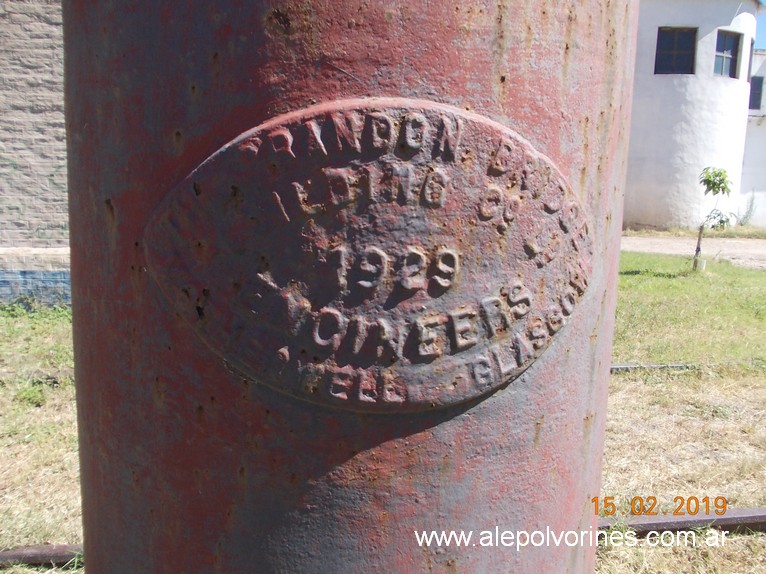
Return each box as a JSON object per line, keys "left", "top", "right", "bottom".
{"left": 619, "top": 269, "right": 692, "bottom": 279}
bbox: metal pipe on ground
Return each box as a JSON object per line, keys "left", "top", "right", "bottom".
{"left": 599, "top": 507, "right": 766, "bottom": 536}
{"left": 0, "top": 545, "right": 82, "bottom": 568}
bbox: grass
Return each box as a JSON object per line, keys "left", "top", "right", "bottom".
{"left": 597, "top": 253, "right": 766, "bottom": 573}
{"left": 613, "top": 252, "right": 766, "bottom": 364}
{"left": 0, "top": 300, "right": 81, "bottom": 573}
{"left": 1, "top": 558, "right": 84, "bottom": 574}
{"left": 0, "top": 253, "right": 764, "bottom": 572}
{"left": 597, "top": 530, "right": 766, "bottom": 573}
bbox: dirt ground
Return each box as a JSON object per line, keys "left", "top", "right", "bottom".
{"left": 620, "top": 236, "right": 766, "bottom": 270}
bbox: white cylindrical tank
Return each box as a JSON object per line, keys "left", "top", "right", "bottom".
{"left": 624, "top": 0, "right": 758, "bottom": 229}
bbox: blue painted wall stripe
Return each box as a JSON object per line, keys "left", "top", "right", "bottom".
{"left": 0, "top": 270, "right": 71, "bottom": 305}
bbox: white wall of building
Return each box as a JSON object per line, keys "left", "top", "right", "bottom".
{"left": 624, "top": 0, "right": 759, "bottom": 229}
{"left": 741, "top": 50, "right": 766, "bottom": 226}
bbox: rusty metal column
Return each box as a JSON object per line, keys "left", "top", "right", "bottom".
{"left": 65, "top": 2, "right": 637, "bottom": 572}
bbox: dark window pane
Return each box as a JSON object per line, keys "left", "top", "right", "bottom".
{"left": 726, "top": 33, "right": 738, "bottom": 54}
{"left": 676, "top": 54, "right": 694, "bottom": 74}
{"left": 750, "top": 76, "right": 764, "bottom": 110}
{"left": 655, "top": 27, "right": 697, "bottom": 74}
{"left": 716, "top": 32, "right": 727, "bottom": 52}
{"left": 677, "top": 30, "right": 695, "bottom": 51}
{"left": 657, "top": 29, "right": 675, "bottom": 51}
{"left": 655, "top": 53, "right": 673, "bottom": 74}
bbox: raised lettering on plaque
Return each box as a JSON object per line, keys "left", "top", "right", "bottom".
{"left": 144, "top": 98, "right": 594, "bottom": 413}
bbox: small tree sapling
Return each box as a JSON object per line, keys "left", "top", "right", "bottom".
{"left": 693, "top": 167, "right": 733, "bottom": 271}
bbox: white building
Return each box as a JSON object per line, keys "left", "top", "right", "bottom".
{"left": 741, "top": 49, "right": 766, "bottom": 226}
{"left": 624, "top": 0, "right": 763, "bottom": 229}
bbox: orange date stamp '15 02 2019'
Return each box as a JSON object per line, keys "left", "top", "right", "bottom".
{"left": 592, "top": 496, "right": 729, "bottom": 517}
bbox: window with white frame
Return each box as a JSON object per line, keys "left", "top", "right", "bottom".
{"left": 714, "top": 31, "right": 742, "bottom": 78}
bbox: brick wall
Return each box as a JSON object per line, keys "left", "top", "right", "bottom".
{"left": 0, "top": 0, "right": 68, "bottom": 248}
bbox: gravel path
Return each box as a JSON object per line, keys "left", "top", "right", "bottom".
{"left": 620, "top": 236, "right": 766, "bottom": 270}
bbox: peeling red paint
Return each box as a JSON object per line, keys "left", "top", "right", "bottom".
{"left": 65, "top": 1, "right": 638, "bottom": 572}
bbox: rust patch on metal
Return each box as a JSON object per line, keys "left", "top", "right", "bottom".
{"left": 144, "top": 98, "right": 593, "bottom": 412}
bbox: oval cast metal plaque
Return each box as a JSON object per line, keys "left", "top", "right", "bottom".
{"left": 144, "top": 98, "right": 593, "bottom": 412}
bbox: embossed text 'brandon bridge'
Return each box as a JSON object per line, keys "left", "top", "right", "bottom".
{"left": 144, "top": 99, "right": 594, "bottom": 412}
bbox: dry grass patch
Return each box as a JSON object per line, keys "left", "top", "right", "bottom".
{"left": 0, "top": 558, "right": 83, "bottom": 574}
{"left": 597, "top": 531, "right": 766, "bottom": 574}
{"left": 597, "top": 252, "right": 766, "bottom": 572}
{"left": 0, "top": 302, "right": 81, "bottom": 556}
{"left": 602, "top": 365, "right": 766, "bottom": 512}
